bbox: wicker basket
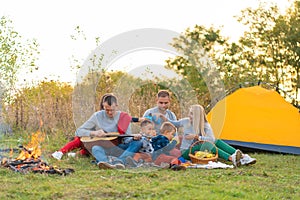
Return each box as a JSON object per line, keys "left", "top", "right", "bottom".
{"left": 189, "top": 140, "right": 218, "bottom": 164}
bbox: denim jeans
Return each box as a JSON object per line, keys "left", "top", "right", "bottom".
{"left": 92, "top": 140, "right": 142, "bottom": 163}
{"left": 117, "top": 140, "right": 142, "bottom": 162}
{"left": 92, "top": 145, "right": 109, "bottom": 163}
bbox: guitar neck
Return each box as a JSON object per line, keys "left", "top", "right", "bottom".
{"left": 104, "top": 133, "right": 135, "bottom": 138}
{"left": 106, "top": 133, "right": 152, "bottom": 138}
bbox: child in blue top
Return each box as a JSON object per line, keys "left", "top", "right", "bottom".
{"left": 151, "top": 122, "right": 180, "bottom": 161}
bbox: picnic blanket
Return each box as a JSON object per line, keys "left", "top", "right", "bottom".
{"left": 186, "top": 161, "right": 234, "bottom": 169}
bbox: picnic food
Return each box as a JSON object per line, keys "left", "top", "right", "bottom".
{"left": 195, "top": 150, "right": 215, "bottom": 158}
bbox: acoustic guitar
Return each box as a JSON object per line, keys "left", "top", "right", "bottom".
{"left": 80, "top": 132, "right": 135, "bottom": 152}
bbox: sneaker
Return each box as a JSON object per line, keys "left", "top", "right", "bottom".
{"left": 52, "top": 151, "right": 63, "bottom": 160}
{"left": 231, "top": 149, "right": 242, "bottom": 167}
{"left": 241, "top": 154, "right": 257, "bottom": 165}
{"left": 98, "top": 161, "right": 116, "bottom": 169}
{"left": 125, "top": 156, "right": 138, "bottom": 168}
{"left": 67, "top": 152, "right": 76, "bottom": 158}
{"left": 138, "top": 159, "right": 145, "bottom": 164}
{"left": 160, "top": 162, "right": 171, "bottom": 169}
{"left": 170, "top": 164, "right": 187, "bottom": 171}
{"left": 111, "top": 160, "right": 126, "bottom": 169}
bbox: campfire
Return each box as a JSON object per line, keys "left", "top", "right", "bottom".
{"left": 1, "top": 131, "right": 74, "bottom": 175}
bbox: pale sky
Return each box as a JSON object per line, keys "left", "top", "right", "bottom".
{"left": 0, "top": 0, "right": 291, "bottom": 86}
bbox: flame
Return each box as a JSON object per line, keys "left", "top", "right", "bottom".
{"left": 16, "top": 131, "right": 45, "bottom": 160}
{"left": 4, "top": 129, "right": 73, "bottom": 175}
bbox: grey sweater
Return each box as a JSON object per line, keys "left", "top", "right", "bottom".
{"left": 75, "top": 110, "right": 131, "bottom": 137}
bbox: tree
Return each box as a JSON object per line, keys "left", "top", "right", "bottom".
{"left": 281, "top": 1, "right": 300, "bottom": 100}
{"left": 0, "top": 16, "right": 39, "bottom": 103}
{"left": 236, "top": 1, "right": 299, "bottom": 100}
{"left": 166, "top": 1, "right": 300, "bottom": 106}
{"left": 165, "top": 25, "right": 229, "bottom": 107}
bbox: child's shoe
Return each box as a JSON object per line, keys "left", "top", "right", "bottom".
{"left": 160, "top": 162, "right": 171, "bottom": 169}
{"left": 170, "top": 164, "right": 186, "bottom": 171}
{"left": 125, "top": 156, "right": 138, "bottom": 168}
{"left": 111, "top": 160, "right": 125, "bottom": 169}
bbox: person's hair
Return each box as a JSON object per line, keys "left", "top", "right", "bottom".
{"left": 140, "top": 119, "right": 154, "bottom": 128}
{"left": 160, "top": 121, "right": 176, "bottom": 134}
{"left": 190, "top": 105, "right": 208, "bottom": 136}
{"left": 157, "top": 90, "right": 170, "bottom": 98}
{"left": 100, "top": 93, "right": 114, "bottom": 110}
{"left": 102, "top": 94, "right": 118, "bottom": 106}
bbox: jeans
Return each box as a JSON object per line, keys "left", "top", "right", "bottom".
{"left": 92, "top": 140, "right": 143, "bottom": 163}
{"left": 118, "top": 140, "right": 143, "bottom": 162}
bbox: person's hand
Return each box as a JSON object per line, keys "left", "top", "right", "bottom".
{"left": 194, "top": 134, "right": 200, "bottom": 140}
{"left": 152, "top": 113, "right": 167, "bottom": 122}
{"left": 132, "top": 133, "right": 142, "bottom": 140}
{"left": 184, "top": 133, "right": 197, "bottom": 140}
{"left": 91, "top": 129, "right": 106, "bottom": 137}
{"left": 138, "top": 117, "right": 146, "bottom": 122}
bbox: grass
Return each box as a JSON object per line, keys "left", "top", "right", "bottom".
{"left": 0, "top": 133, "right": 299, "bottom": 200}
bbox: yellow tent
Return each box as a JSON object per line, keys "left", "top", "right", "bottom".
{"left": 207, "top": 86, "right": 300, "bottom": 154}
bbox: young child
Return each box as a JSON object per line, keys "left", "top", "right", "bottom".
{"left": 126, "top": 121, "right": 185, "bottom": 170}
{"left": 151, "top": 122, "right": 178, "bottom": 158}
{"left": 149, "top": 122, "right": 185, "bottom": 170}
{"left": 124, "top": 119, "right": 156, "bottom": 165}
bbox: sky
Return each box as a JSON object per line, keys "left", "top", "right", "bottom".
{"left": 0, "top": 0, "right": 291, "bottom": 86}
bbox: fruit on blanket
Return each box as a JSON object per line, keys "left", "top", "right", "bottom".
{"left": 194, "top": 151, "right": 215, "bottom": 158}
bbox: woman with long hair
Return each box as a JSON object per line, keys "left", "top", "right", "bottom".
{"left": 166, "top": 105, "right": 256, "bottom": 167}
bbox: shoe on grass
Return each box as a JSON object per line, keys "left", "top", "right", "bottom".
{"left": 231, "top": 149, "right": 242, "bottom": 167}
{"left": 111, "top": 160, "right": 125, "bottom": 169}
{"left": 97, "top": 161, "right": 116, "bottom": 169}
{"left": 125, "top": 156, "right": 138, "bottom": 168}
{"left": 241, "top": 154, "right": 257, "bottom": 165}
{"left": 160, "top": 162, "right": 171, "bottom": 169}
{"left": 52, "top": 151, "right": 63, "bottom": 160}
{"left": 170, "top": 164, "right": 186, "bottom": 171}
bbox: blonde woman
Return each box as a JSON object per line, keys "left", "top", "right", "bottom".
{"left": 165, "top": 105, "right": 256, "bottom": 167}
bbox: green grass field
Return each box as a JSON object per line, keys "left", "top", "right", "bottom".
{"left": 0, "top": 133, "right": 299, "bottom": 200}
{"left": 1, "top": 152, "right": 299, "bottom": 199}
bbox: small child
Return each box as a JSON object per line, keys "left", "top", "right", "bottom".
{"left": 125, "top": 119, "right": 156, "bottom": 165}
{"left": 149, "top": 122, "right": 185, "bottom": 170}
{"left": 151, "top": 122, "right": 179, "bottom": 160}
{"left": 138, "top": 119, "right": 157, "bottom": 153}
{"left": 126, "top": 121, "right": 185, "bottom": 170}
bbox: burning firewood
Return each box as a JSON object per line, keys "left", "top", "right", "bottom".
{"left": 1, "top": 131, "right": 74, "bottom": 175}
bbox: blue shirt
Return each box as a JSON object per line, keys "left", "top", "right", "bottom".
{"left": 143, "top": 106, "right": 177, "bottom": 134}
